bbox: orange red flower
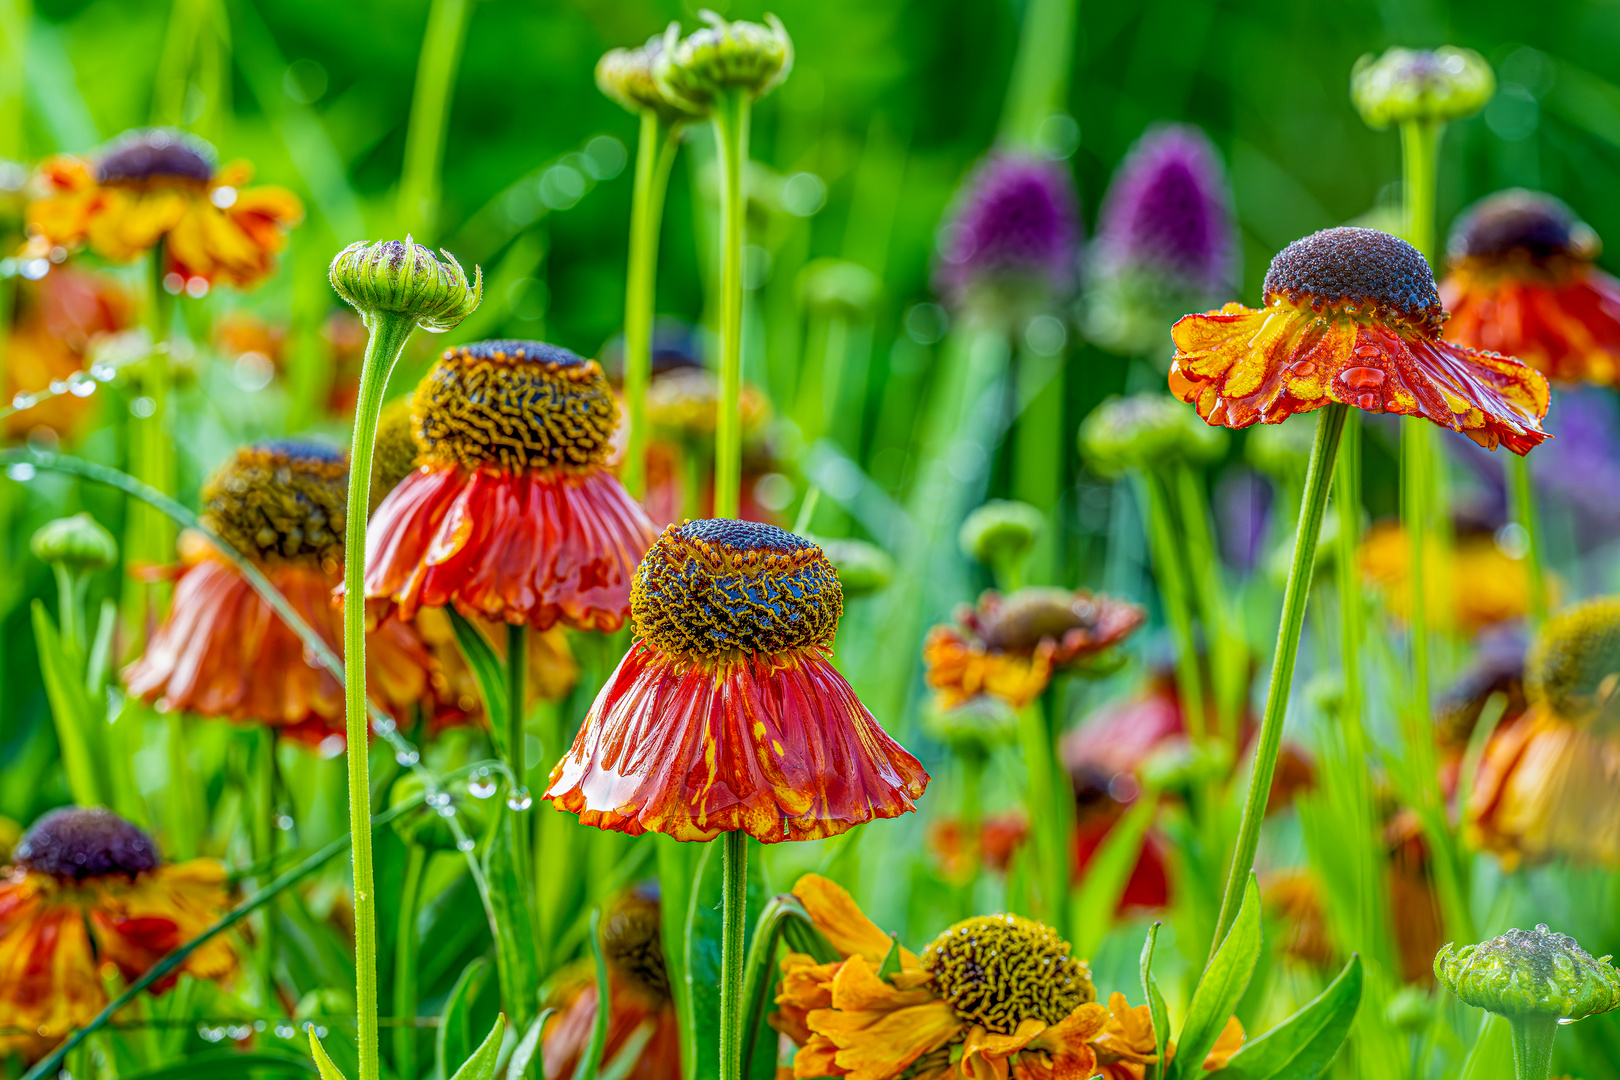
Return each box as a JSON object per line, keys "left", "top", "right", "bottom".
{"left": 924, "top": 588, "right": 1145, "bottom": 710}
{"left": 545, "top": 520, "right": 928, "bottom": 843}
{"left": 365, "top": 340, "right": 657, "bottom": 632}
{"left": 123, "top": 443, "right": 445, "bottom": 744}
{"left": 1170, "top": 226, "right": 1549, "bottom": 454}
{"left": 3, "top": 265, "right": 132, "bottom": 440}
{"left": 0, "top": 808, "right": 234, "bottom": 1063}
{"left": 1441, "top": 189, "right": 1620, "bottom": 387}
{"left": 26, "top": 129, "right": 302, "bottom": 289}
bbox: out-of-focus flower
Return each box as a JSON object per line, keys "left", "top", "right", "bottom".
{"left": 0, "top": 808, "right": 234, "bottom": 1062}
{"left": 654, "top": 12, "right": 792, "bottom": 112}
{"left": 598, "top": 34, "right": 703, "bottom": 128}
{"left": 1263, "top": 871, "right": 1335, "bottom": 967}
{"left": 1351, "top": 47, "right": 1494, "bottom": 128}
{"left": 1436, "top": 628, "right": 1528, "bottom": 755}
{"left": 322, "top": 309, "right": 368, "bottom": 416}
{"left": 4, "top": 266, "right": 131, "bottom": 440}
{"left": 543, "top": 884, "right": 680, "bottom": 1080}
{"left": 31, "top": 512, "right": 116, "bottom": 573}
{"left": 1441, "top": 190, "right": 1620, "bottom": 388}
{"left": 816, "top": 537, "right": 895, "bottom": 599}
{"left": 546, "top": 520, "right": 927, "bottom": 842}
{"left": 640, "top": 365, "right": 778, "bottom": 528}
{"left": 413, "top": 606, "right": 577, "bottom": 727}
{"left": 368, "top": 395, "right": 422, "bottom": 515}
{"left": 1467, "top": 598, "right": 1620, "bottom": 868}
{"left": 924, "top": 588, "right": 1145, "bottom": 710}
{"left": 123, "top": 442, "right": 445, "bottom": 744}
{"left": 26, "top": 129, "right": 302, "bottom": 289}
{"left": 1170, "top": 227, "right": 1549, "bottom": 454}
{"left": 934, "top": 153, "right": 1082, "bottom": 316}
{"left": 1083, "top": 125, "right": 1236, "bottom": 357}
{"left": 927, "top": 811, "right": 1029, "bottom": 879}
{"left": 1436, "top": 924, "right": 1620, "bottom": 1022}
{"left": 1079, "top": 393, "right": 1227, "bottom": 476}
{"left": 1359, "top": 520, "right": 1535, "bottom": 632}
{"left": 959, "top": 500, "right": 1043, "bottom": 588}
{"left": 364, "top": 340, "right": 657, "bottom": 632}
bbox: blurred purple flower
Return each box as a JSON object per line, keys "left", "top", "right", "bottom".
{"left": 933, "top": 152, "right": 1082, "bottom": 311}
{"left": 1091, "top": 124, "right": 1235, "bottom": 295}
{"left": 1215, "top": 467, "right": 1271, "bottom": 574}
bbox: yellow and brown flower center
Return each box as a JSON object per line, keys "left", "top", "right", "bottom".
{"left": 602, "top": 888, "right": 670, "bottom": 1002}
{"left": 415, "top": 340, "right": 618, "bottom": 473}
{"left": 370, "top": 396, "right": 422, "bottom": 512}
{"left": 976, "top": 588, "right": 1095, "bottom": 653}
{"left": 1450, "top": 189, "right": 1599, "bottom": 266}
{"left": 1263, "top": 226, "right": 1445, "bottom": 338}
{"left": 1527, "top": 597, "right": 1620, "bottom": 731}
{"left": 922, "top": 913, "right": 1095, "bottom": 1034}
{"left": 14, "top": 807, "right": 159, "bottom": 880}
{"left": 96, "top": 130, "right": 213, "bottom": 187}
{"left": 631, "top": 519, "right": 843, "bottom": 660}
{"left": 201, "top": 441, "right": 347, "bottom": 569}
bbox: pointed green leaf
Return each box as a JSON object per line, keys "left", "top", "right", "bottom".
{"left": 1072, "top": 794, "right": 1158, "bottom": 959}
{"left": 1167, "top": 876, "right": 1263, "bottom": 1080}
{"left": 875, "top": 935, "right": 902, "bottom": 980}
{"left": 449, "top": 1014, "right": 507, "bottom": 1080}
{"left": 505, "top": 1010, "right": 553, "bottom": 1080}
{"left": 437, "top": 957, "right": 492, "bottom": 1080}
{"left": 1219, "top": 955, "right": 1363, "bottom": 1080}
{"left": 32, "top": 599, "right": 104, "bottom": 805}
{"left": 1139, "top": 922, "right": 1169, "bottom": 1080}
{"left": 572, "top": 909, "right": 612, "bottom": 1080}
{"left": 485, "top": 808, "right": 541, "bottom": 1026}
{"left": 308, "top": 1031, "right": 349, "bottom": 1080}
{"left": 449, "top": 608, "right": 509, "bottom": 750}
{"left": 117, "top": 1051, "right": 316, "bottom": 1080}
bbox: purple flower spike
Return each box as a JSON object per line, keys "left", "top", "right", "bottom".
{"left": 934, "top": 153, "right": 1082, "bottom": 314}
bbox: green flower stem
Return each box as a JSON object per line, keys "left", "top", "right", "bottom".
{"left": 1175, "top": 460, "right": 1241, "bottom": 745}
{"left": 506, "top": 621, "right": 529, "bottom": 872}
{"left": 1506, "top": 453, "right": 1549, "bottom": 626}
{"left": 1509, "top": 1015, "right": 1558, "bottom": 1080}
{"left": 1335, "top": 411, "right": 1363, "bottom": 740}
{"left": 711, "top": 87, "right": 750, "bottom": 521}
{"left": 1402, "top": 418, "right": 1433, "bottom": 737}
{"left": 1017, "top": 689, "right": 1070, "bottom": 939}
{"left": 1210, "top": 402, "right": 1347, "bottom": 956}
{"left": 397, "top": 0, "right": 473, "bottom": 239}
{"left": 256, "top": 726, "right": 280, "bottom": 1009}
{"left": 719, "top": 829, "right": 748, "bottom": 1080}
{"left": 123, "top": 246, "right": 176, "bottom": 648}
{"left": 1400, "top": 120, "right": 1441, "bottom": 264}
{"left": 342, "top": 310, "right": 418, "bottom": 1080}
{"left": 1013, "top": 341, "right": 1064, "bottom": 584}
{"left": 394, "top": 842, "right": 427, "bottom": 1080}
{"left": 1136, "top": 468, "right": 1206, "bottom": 741}
{"left": 623, "top": 112, "right": 682, "bottom": 499}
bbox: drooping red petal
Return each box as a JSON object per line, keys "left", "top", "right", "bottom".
{"left": 544, "top": 642, "right": 929, "bottom": 843}
{"left": 364, "top": 465, "right": 657, "bottom": 632}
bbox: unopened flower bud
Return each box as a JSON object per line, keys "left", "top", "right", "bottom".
{"left": 923, "top": 693, "right": 1020, "bottom": 752}
{"left": 800, "top": 259, "right": 879, "bottom": 321}
{"left": 598, "top": 37, "right": 702, "bottom": 127}
{"left": 817, "top": 537, "right": 894, "bottom": 598}
{"left": 959, "top": 500, "right": 1043, "bottom": 570}
{"left": 1435, "top": 924, "right": 1620, "bottom": 1021}
{"left": 1351, "top": 46, "right": 1494, "bottom": 128}
{"left": 329, "top": 237, "right": 481, "bottom": 333}
{"left": 31, "top": 512, "right": 117, "bottom": 573}
{"left": 655, "top": 11, "right": 793, "bottom": 112}
{"left": 1078, "top": 393, "right": 1226, "bottom": 475}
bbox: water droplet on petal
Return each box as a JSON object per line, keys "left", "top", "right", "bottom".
{"left": 1341, "top": 365, "right": 1386, "bottom": 389}
{"left": 1290, "top": 360, "right": 1316, "bottom": 378}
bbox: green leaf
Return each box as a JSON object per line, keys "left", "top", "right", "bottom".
{"left": 437, "top": 957, "right": 492, "bottom": 1080}
{"left": 1139, "top": 922, "right": 1170, "bottom": 1080}
{"left": 484, "top": 807, "right": 541, "bottom": 1027}
{"left": 571, "top": 909, "right": 612, "bottom": 1080}
{"left": 1458, "top": 1013, "right": 1515, "bottom": 1080}
{"left": 505, "top": 1010, "right": 553, "bottom": 1080}
{"left": 31, "top": 599, "right": 104, "bottom": 805}
{"left": 308, "top": 1031, "right": 349, "bottom": 1080}
{"left": 657, "top": 837, "right": 698, "bottom": 1080}
{"left": 685, "top": 842, "right": 724, "bottom": 1080}
{"left": 739, "top": 893, "right": 839, "bottom": 1078}
{"left": 449, "top": 608, "right": 509, "bottom": 753}
{"left": 1167, "top": 876, "right": 1262, "bottom": 1080}
{"left": 1071, "top": 794, "right": 1158, "bottom": 960}
{"left": 1218, "top": 955, "right": 1363, "bottom": 1080}
{"left": 449, "top": 1014, "right": 507, "bottom": 1080}
{"left": 121, "top": 1052, "right": 317, "bottom": 1080}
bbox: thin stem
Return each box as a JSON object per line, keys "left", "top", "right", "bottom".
{"left": 719, "top": 830, "right": 748, "bottom": 1080}
{"left": 1506, "top": 453, "right": 1549, "bottom": 626}
{"left": 1175, "top": 460, "right": 1239, "bottom": 745}
{"left": 1509, "top": 1015, "right": 1559, "bottom": 1080}
{"left": 1017, "top": 690, "right": 1068, "bottom": 938}
{"left": 506, "top": 621, "right": 530, "bottom": 878}
{"left": 1400, "top": 120, "right": 1441, "bottom": 264}
{"left": 342, "top": 311, "right": 417, "bottom": 1080}
{"left": 711, "top": 88, "right": 749, "bottom": 521}
{"left": 623, "top": 113, "right": 681, "bottom": 499}
{"left": 1210, "top": 403, "right": 1347, "bottom": 957}
{"left": 123, "top": 247, "right": 176, "bottom": 649}
{"left": 393, "top": 843, "right": 426, "bottom": 1080}
{"left": 1402, "top": 418, "right": 1432, "bottom": 740}
{"left": 256, "top": 726, "right": 279, "bottom": 1010}
{"left": 1335, "top": 411, "right": 1363, "bottom": 742}
{"left": 397, "top": 0, "right": 473, "bottom": 239}
{"left": 1138, "top": 468, "right": 1206, "bottom": 740}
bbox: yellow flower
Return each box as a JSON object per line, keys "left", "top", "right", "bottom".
{"left": 1359, "top": 521, "right": 1539, "bottom": 632}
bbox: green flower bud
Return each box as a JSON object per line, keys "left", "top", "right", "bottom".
{"left": 922, "top": 693, "right": 1020, "bottom": 753}
{"left": 799, "top": 259, "right": 879, "bottom": 321}
{"left": 328, "top": 238, "right": 481, "bottom": 333}
{"left": 1435, "top": 924, "right": 1620, "bottom": 1021}
{"left": 959, "top": 500, "right": 1043, "bottom": 570}
{"left": 1078, "top": 393, "right": 1224, "bottom": 475}
{"left": 1245, "top": 414, "right": 1317, "bottom": 480}
{"left": 597, "top": 37, "right": 703, "bottom": 127}
{"left": 818, "top": 537, "right": 894, "bottom": 598}
{"left": 654, "top": 11, "right": 793, "bottom": 112}
{"left": 31, "top": 512, "right": 117, "bottom": 573}
{"left": 1526, "top": 596, "right": 1620, "bottom": 731}
{"left": 1351, "top": 46, "right": 1494, "bottom": 129}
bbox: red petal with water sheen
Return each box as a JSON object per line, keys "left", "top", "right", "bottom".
{"left": 544, "top": 642, "right": 929, "bottom": 843}
{"left": 364, "top": 465, "right": 656, "bottom": 631}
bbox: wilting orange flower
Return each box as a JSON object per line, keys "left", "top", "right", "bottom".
{"left": 0, "top": 808, "right": 235, "bottom": 1062}
{"left": 4, "top": 266, "right": 131, "bottom": 440}
{"left": 123, "top": 443, "right": 444, "bottom": 745}
{"left": 1441, "top": 189, "right": 1620, "bottom": 388}
{"left": 26, "top": 129, "right": 302, "bottom": 289}
{"left": 546, "top": 521, "right": 928, "bottom": 843}
{"left": 1088, "top": 993, "right": 1243, "bottom": 1080}
{"left": 544, "top": 885, "right": 680, "bottom": 1080}
{"left": 1170, "top": 226, "right": 1549, "bottom": 454}
{"left": 1359, "top": 521, "right": 1538, "bottom": 632}
{"left": 924, "top": 588, "right": 1145, "bottom": 710}
{"left": 365, "top": 340, "right": 657, "bottom": 632}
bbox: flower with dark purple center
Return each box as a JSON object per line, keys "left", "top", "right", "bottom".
{"left": 934, "top": 153, "right": 1082, "bottom": 314}
{"left": 96, "top": 130, "right": 215, "bottom": 186}
{"left": 14, "top": 807, "right": 160, "bottom": 880}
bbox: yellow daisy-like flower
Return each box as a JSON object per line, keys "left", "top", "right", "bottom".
{"left": 26, "top": 129, "right": 303, "bottom": 290}
{"left": 0, "top": 808, "right": 235, "bottom": 1063}
{"left": 1358, "top": 521, "right": 1540, "bottom": 632}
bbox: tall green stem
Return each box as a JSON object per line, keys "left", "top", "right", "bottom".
{"left": 1175, "top": 460, "right": 1241, "bottom": 745}
{"left": 394, "top": 843, "right": 426, "bottom": 1080}
{"left": 1334, "top": 412, "right": 1363, "bottom": 738}
{"left": 623, "top": 113, "right": 681, "bottom": 499}
{"left": 1509, "top": 1015, "right": 1558, "bottom": 1080}
{"left": 397, "top": 0, "right": 473, "bottom": 239}
{"left": 124, "top": 248, "right": 176, "bottom": 649}
{"left": 1017, "top": 688, "right": 1070, "bottom": 938}
{"left": 1506, "top": 454, "right": 1549, "bottom": 626}
{"left": 1400, "top": 120, "right": 1440, "bottom": 264}
{"left": 506, "top": 621, "right": 530, "bottom": 875}
{"left": 256, "top": 726, "right": 279, "bottom": 1008}
{"left": 342, "top": 311, "right": 417, "bottom": 1080}
{"left": 711, "top": 88, "right": 749, "bottom": 520}
{"left": 1137, "top": 469, "right": 1206, "bottom": 740}
{"left": 718, "top": 830, "right": 748, "bottom": 1080}
{"left": 1210, "top": 403, "right": 1347, "bottom": 957}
